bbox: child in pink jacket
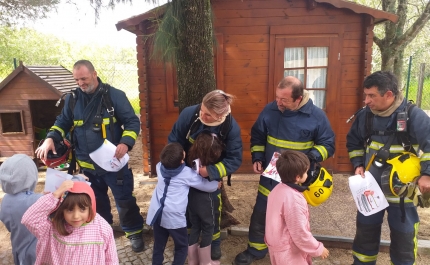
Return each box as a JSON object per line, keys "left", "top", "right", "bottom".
{"left": 265, "top": 150, "right": 329, "bottom": 265}
{"left": 22, "top": 180, "right": 118, "bottom": 265}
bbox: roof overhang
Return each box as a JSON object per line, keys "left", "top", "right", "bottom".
{"left": 314, "top": 0, "right": 398, "bottom": 24}
{"left": 115, "top": 0, "right": 398, "bottom": 34}
{"left": 115, "top": 5, "right": 166, "bottom": 34}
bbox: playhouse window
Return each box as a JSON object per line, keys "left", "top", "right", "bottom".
{"left": 0, "top": 111, "right": 25, "bottom": 134}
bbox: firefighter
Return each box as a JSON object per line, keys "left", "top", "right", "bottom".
{"left": 168, "top": 90, "right": 243, "bottom": 260}
{"left": 234, "top": 76, "right": 335, "bottom": 265}
{"left": 346, "top": 71, "right": 430, "bottom": 265}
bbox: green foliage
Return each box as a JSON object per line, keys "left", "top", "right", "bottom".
{"left": 0, "top": 26, "right": 140, "bottom": 113}
{"left": 151, "top": 1, "right": 180, "bottom": 63}
{"left": 0, "top": 0, "right": 60, "bottom": 26}
{"left": 352, "top": 0, "right": 430, "bottom": 84}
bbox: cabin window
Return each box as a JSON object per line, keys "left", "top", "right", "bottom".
{"left": 0, "top": 111, "right": 25, "bottom": 134}
{"left": 283, "top": 47, "right": 328, "bottom": 109}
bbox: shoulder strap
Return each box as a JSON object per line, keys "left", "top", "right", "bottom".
{"left": 187, "top": 104, "right": 202, "bottom": 140}
{"left": 364, "top": 110, "right": 374, "bottom": 146}
{"left": 101, "top": 84, "right": 115, "bottom": 118}
{"left": 67, "top": 89, "right": 78, "bottom": 116}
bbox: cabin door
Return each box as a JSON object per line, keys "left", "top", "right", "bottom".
{"left": 273, "top": 35, "right": 341, "bottom": 170}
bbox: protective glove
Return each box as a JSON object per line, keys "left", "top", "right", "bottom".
{"left": 418, "top": 192, "right": 430, "bottom": 208}
{"left": 398, "top": 182, "right": 430, "bottom": 208}
{"left": 307, "top": 152, "right": 317, "bottom": 170}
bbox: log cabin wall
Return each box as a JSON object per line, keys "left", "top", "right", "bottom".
{"left": 0, "top": 71, "right": 60, "bottom": 157}
{"left": 132, "top": 0, "right": 393, "bottom": 175}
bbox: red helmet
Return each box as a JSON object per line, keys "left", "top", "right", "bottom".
{"left": 38, "top": 138, "right": 72, "bottom": 168}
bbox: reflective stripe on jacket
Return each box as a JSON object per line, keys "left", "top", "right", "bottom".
{"left": 46, "top": 78, "right": 140, "bottom": 175}
{"left": 251, "top": 99, "right": 335, "bottom": 169}
{"left": 346, "top": 98, "right": 430, "bottom": 180}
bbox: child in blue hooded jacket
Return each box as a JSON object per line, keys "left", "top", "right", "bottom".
{"left": 0, "top": 154, "right": 42, "bottom": 265}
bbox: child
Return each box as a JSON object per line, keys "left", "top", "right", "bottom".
{"left": 186, "top": 131, "right": 224, "bottom": 265}
{"left": 265, "top": 150, "right": 329, "bottom": 265}
{"left": 0, "top": 154, "right": 42, "bottom": 265}
{"left": 146, "top": 142, "right": 219, "bottom": 265}
{"left": 22, "top": 180, "right": 118, "bottom": 264}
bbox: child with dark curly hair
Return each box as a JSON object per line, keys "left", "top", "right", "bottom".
{"left": 186, "top": 130, "right": 225, "bottom": 265}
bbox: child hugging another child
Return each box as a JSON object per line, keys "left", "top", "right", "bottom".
{"left": 186, "top": 131, "right": 224, "bottom": 265}
{"left": 22, "top": 180, "right": 118, "bottom": 265}
{"left": 265, "top": 150, "right": 329, "bottom": 265}
{"left": 146, "top": 142, "right": 219, "bottom": 265}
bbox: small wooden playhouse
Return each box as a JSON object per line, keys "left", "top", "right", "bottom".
{"left": 0, "top": 63, "right": 76, "bottom": 162}
{"left": 116, "top": 0, "right": 398, "bottom": 175}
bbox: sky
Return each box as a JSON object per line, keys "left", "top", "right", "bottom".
{"left": 30, "top": 1, "right": 167, "bottom": 49}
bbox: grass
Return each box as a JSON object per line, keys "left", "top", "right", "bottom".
{"left": 405, "top": 78, "right": 430, "bottom": 110}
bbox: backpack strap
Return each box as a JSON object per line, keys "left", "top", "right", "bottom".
{"left": 101, "top": 84, "right": 115, "bottom": 142}
{"left": 397, "top": 101, "right": 417, "bottom": 155}
{"left": 365, "top": 101, "right": 416, "bottom": 154}
{"left": 186, "top": 104, "right": 201, "bottom": 140}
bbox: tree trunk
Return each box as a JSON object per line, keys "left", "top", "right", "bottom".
{"left": 174, "top": 0, "right": 240, "bottom": 228}
{"left": 176, "top": 0, "right": 216, "bottom": 112}
{"left": 375, "top": 0, "right": 430, "bottom": 85}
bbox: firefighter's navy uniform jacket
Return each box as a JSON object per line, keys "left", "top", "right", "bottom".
{"left": 46, "top": 78, "right": 143, "bottom": 233}
{"left": 168, "top": 104, "right": 243, "bottom": 244}
{"left": 246, "top": 98, "right": 335, "bottom": 258}
{"left": 347, "top": 98, "right": 430, "bottom": 265}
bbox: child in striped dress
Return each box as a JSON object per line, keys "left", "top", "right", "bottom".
{"left": 22, "top": 180, "right": 118, "bottom": 265}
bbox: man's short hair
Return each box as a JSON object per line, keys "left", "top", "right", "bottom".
{"left": 73, "top": 60, "right": 95, "bottom": 72}
{"left": 160, "top": 143, "right": 184, "bottom": 169}
{"left": 363, "top": 71, "right": 399, "bottom": 97}
{"left": 277, "top": 76, "right": 304, "bottom": 100}
{"left": 276, "top": 150, "right": 310, "bottom": 184}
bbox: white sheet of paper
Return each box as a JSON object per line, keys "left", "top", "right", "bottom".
{"left": 262, "top": 152, "right": 281, "bottom": 182}
{"left": 348, "top": 171, "right": 389, "bottom": 216}
{"left": 192, "top": 158, "right": 201, "bottom": 174}
{"left": 44, "top": 168, "right": 73, "bottom": 193}
{"left": 89, "top": 139, "right": 129, "bottom": 172}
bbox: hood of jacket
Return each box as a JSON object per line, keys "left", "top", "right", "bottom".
{"left": 0, "top": 154, "right": 38, "bottom": 194}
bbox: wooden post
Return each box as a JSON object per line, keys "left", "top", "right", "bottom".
{"left": 416, "top": 63, "right": 425, "bottom": 108}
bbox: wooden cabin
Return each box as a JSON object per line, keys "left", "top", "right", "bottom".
{"left": 0, "top": 63, "right": 75, "bottom": 162}
{"left": 116, "top": 0, "right": 398, "bottom": 175}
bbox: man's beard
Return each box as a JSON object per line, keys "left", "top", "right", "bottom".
{"left": 82, "top": 84, "right": 95, "bottom": 94}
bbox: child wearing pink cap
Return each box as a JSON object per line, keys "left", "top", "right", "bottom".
{"left": 22, "top": 180, "right": 118, "bottom": 265}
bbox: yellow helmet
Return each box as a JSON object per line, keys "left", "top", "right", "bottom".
{"left": 381, "top": 152, "right": 421, "bottom": 196}
{"left": 302, "top": 165, "right": 333, "bottom": 207}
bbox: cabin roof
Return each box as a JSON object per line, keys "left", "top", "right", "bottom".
{"left": 0, "top": 63, "right": 76, "bottom": 95}
{"left": 116, "top": 0, "right": 398, "bottom": 33}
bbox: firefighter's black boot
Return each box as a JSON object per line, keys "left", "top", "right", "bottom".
{"left": 233, "top": 250, "right": 263, "bottom": 265}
